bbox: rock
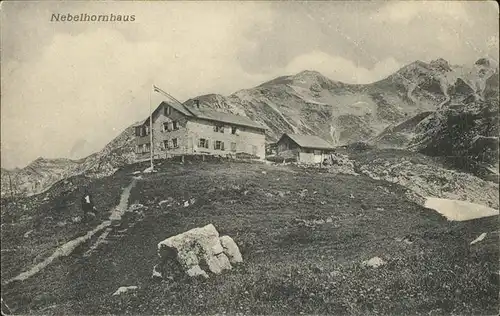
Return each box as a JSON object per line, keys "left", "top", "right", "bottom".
{"left": 183, "top": 201, "right": 190, "bottom": 207}
{"left": 157, "top": 224, "right": 234, "bottom": 279}
{"left": 72, "top": 216, "right": 82, "bottom": 223}
{"left": 186, "top": 265, "right": 209, "bottom": 278}
{"left": 152, "top": 264, "right": 162, "bottom": 279}
{"left": 220, "top": 235, "right": 243, "bottom": 264}
{"left": 112, "top": 286, "right": 138, "bottom": 296}
{"left": 159, "top": 197, "right": 174, "bottom": 206}
{"left": 24, "top": 230, "right": 33, "bottom": 238}
{"left": 362, "top": 256, "right": 386, "bottom": 268}
{"left": 129, "top": 204, "right": 144, "bottom": 212}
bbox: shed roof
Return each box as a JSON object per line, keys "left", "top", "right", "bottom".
{"left": 279, "top": 133, "right": 334, "bottom": 150}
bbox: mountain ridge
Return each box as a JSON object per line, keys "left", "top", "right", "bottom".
{"left": 2, "top": 58, "right": 498, "bottom": 197}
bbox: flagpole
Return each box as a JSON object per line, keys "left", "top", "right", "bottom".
{"left": 149, "top": 84, "right": 154, "bottom": 170}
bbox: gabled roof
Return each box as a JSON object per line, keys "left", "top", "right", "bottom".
{"left": 139, "top": 101, "right": 266, "bottom": 130}
{"left": 168, "top": 102, "right": 194, "bottom": 117}
{"left": 184, "top": 105, "right": 265, "bottom": 130}
{"left": 279, "top": 133, "right": 334, "bottom": 150}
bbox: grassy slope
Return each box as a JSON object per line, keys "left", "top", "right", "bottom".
{"left": 1, "top": 170, "right": 135, "bottom": 282}
{"left": 2, "top": 159, "right": 498, "bottom": 315}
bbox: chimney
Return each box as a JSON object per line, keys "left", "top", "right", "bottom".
{"left": 194, "top": 100, "right": 200, "bottom": 108}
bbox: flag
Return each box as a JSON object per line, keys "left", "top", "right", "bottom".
{"left": 152, "top": 84, "right": 184, "bottom": 106}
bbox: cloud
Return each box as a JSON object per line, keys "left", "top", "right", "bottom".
{"left": 1, "top": 1, "right": 498, "bottom": 168}
{"left": 283, "top": 51, "right": 401, "bottom": 84}
{"left": 372, "top": 1, "right": 471, "bottom": 25}
{"left": 1, "top": 2, "right": 273, "bottom": 168}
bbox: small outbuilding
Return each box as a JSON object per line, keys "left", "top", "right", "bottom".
{"left": 276, "top": 133, "right": 335, "bottom": 164}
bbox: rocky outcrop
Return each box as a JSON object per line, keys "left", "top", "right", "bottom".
{"left": 1, "top": 122, "right": 139, "bottom": 198}
{"left": 356, "top": 157, "right": 499, "bottom": 210}
{"left": 156, "top": 224, "right": 242, "bottom": 279}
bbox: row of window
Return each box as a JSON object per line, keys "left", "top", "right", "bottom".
{"left": 136, "top": 143, "right": 151, "bottom": 153}
{"left": 214, "top": 125, "right": 239, "bottom": 135}
{"left": 162, "top": 121, "right": 179, "bottom": 132}
{"left": 163, "top": 138, "right": 179, "bottom": 150}
{"left": 136, "top": 121, "right": 241, "bottom": 137}
{"left": 135, "top": 126, "right": 150, "bottom": 137}
{"left": 198, "top": 138, "right": 233, "bottom": 151}
{"left": 136, "top": 139, "right": 258, "bottom": 155}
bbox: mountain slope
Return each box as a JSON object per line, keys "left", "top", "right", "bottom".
{"left": 2, "top": 58, "right": 497, "bottom": 197}
{"left": 1, "top": 123, "right": 139, "bottom": 198}
{"left": 185, "top": 67, "right": 438, "bottom": 144}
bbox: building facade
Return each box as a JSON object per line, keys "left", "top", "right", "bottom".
{"left": 276, "top": 133, "right": 335, "bottom": 164}
{"left": 135, "top": 101, "right": 266, "bottom": 160}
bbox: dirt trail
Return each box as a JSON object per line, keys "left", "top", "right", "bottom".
{"left": 5, "top": 177, "right": 139, "bottom": 285}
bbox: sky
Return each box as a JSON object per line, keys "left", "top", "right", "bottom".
{"left": 1, "top": 0, "right": 499, "bottom": 169}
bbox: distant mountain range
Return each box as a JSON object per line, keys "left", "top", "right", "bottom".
{"left": 373, "top": 58, "right": 499, "bottom": 172}
{"left": 1, "top": 58, "right": 498, "bottom": 197}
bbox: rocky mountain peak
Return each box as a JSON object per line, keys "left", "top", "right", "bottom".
{"left": 429, "top": 58, "right": 452, "bottom": 72}
{"left": 475, "top": 57, "right": 495, "bottom": 67}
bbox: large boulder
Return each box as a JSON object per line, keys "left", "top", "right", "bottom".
{"left": 156, "top": 224, "right": 242, "bottom": 279}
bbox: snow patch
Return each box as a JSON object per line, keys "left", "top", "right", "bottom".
{"left": 470, "top": 233, "right": 487, "bottom": 245}
{"left": 425, "top": 197, "right": 499, "bottom": 221}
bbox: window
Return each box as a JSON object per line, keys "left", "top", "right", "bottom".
{"left": 163, "top": 122, "right": 169, "bottom": 132}
{"left": 199, "top": 138, "right": 209, "bottom": 149}
{"left": 214, "top": 140, "right": 224, "bottom": 150}
{"left": 163, "top": 140, "right": 169, "bottom": 150}
{"left": 172, "top": 121, "right": 179, "bottom": 130}
{"left": 145, "top": 126, "right": 150, "bottom": 135}
{"left": 136, "top": 145, "right": 141, "bottom": 153}
{"left": 231, "top": 142, "right": 237, "bottom": 152}
{"left": 135, "top": 127, "right": 142, "bottom": 137}
{"left": 165, "top": 106, "right": 171, "bottom": 116}
{"left": 142, "top": 143, "right": 150, "bottom": 153}
{"left": 172, "top": 138, "right": 178, "bottom": 148}
{"left": 214, "top": 125, "right": 224, "bottom": 133}
{"left": 231, "top": 126, "right": 238, "bottom": 135}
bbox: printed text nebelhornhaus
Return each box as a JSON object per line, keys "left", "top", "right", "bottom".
{"left": 51, "top": 13, "right": 135, "bottom": 22}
